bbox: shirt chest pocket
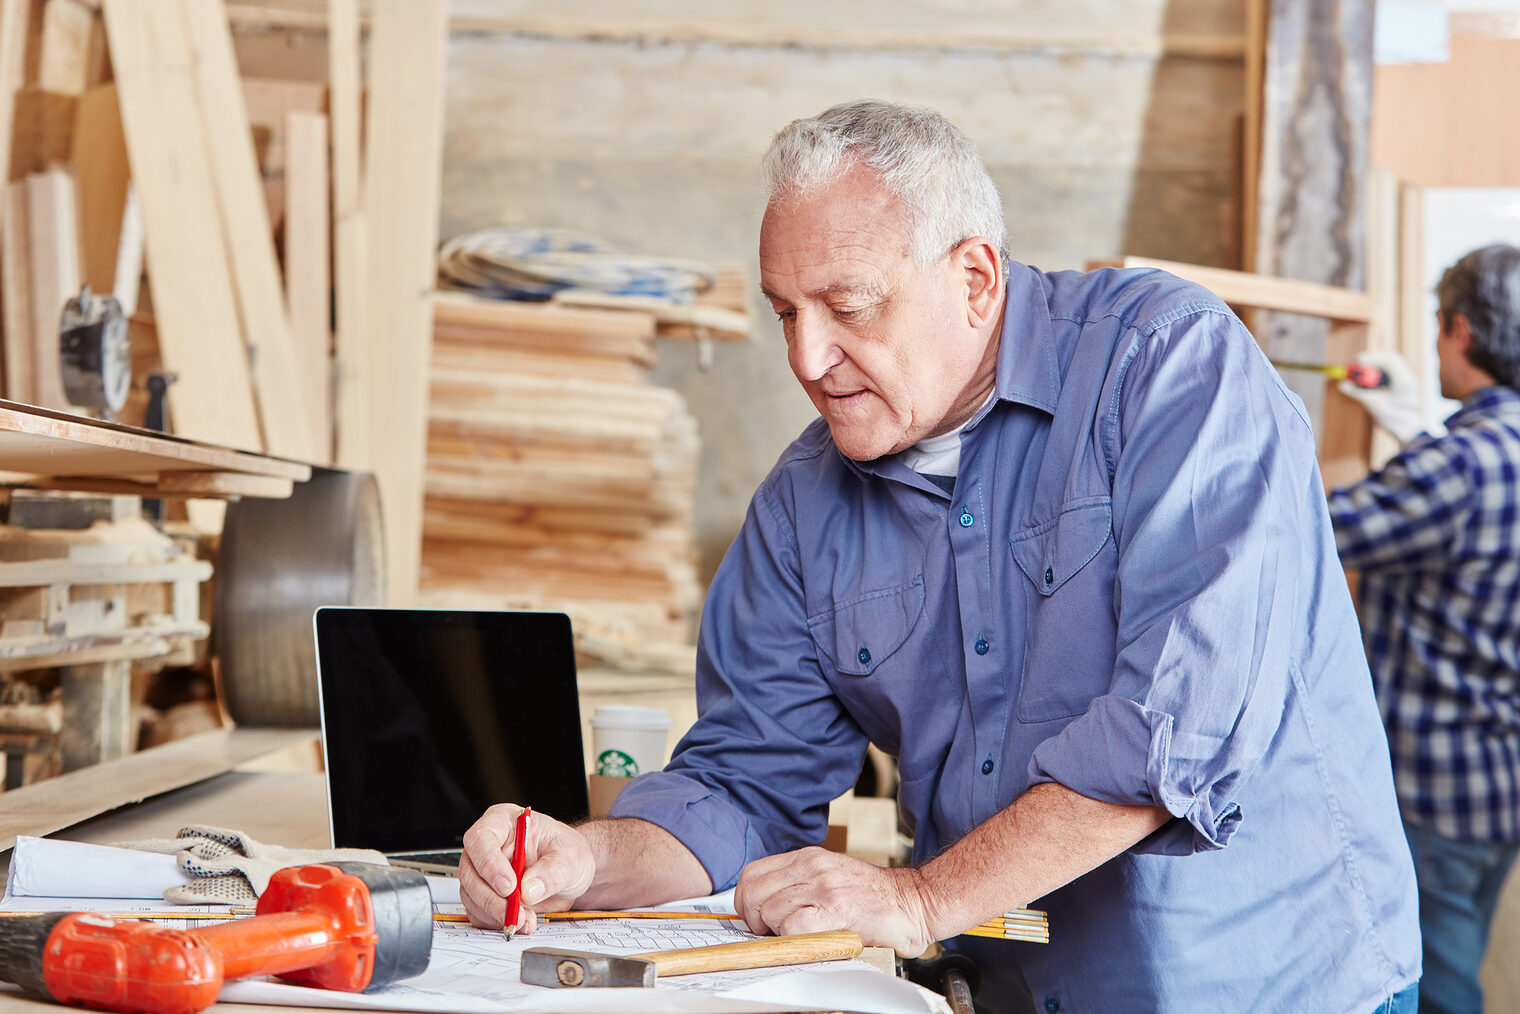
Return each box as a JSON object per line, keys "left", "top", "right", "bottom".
{"left": 1009, "top": 498, "right": 1119, "bottom": 723}
{"left": 807, "top": 576, "right": 926, "bottom": 677}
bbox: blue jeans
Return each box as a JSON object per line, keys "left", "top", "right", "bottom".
{"left": 1369, "top": 982, "right": 1420, "bottom": 1013}
{"left": 1403, "top": 819, "right": 1519, "bottom": 1014}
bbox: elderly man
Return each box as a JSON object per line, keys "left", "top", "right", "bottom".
{"left": 1331, "top": 245, "right": 1520, "bottom": 1014}
{"left": 461, "top": 100, "right": 1420, "bottom": 1013}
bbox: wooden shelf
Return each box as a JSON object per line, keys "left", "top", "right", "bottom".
{"left": 0, "top": 399, "right": 310, "bottom": 497}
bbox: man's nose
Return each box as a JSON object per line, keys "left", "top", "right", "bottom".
{"left": 788, "top": 314, "right": 845, "bottom": 382}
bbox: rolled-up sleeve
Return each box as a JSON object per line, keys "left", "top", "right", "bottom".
{"left": 610, "top": 473, "right": 869, "bottom": 891}
{"left": 1029, "top": 310, "right": 1309, "bottom": 855}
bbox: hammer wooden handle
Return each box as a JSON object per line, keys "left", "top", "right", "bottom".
{"left": 630, "top": 929, "right": 863, "bottom": 977}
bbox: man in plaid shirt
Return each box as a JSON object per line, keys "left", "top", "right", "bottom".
{"left": 1329, "top": 244, "right": 1520, "bottom": 1014}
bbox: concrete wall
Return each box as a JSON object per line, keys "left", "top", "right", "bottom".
{"left": 437, "top": 0, "right": 1246, "bottom": 585}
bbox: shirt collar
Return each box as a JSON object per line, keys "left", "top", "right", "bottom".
{"left": 990, "top": 263, "right": 1060, "bottom": 417}
{"left": 1445, "top": 385, "right": 1520, "bottom": 429}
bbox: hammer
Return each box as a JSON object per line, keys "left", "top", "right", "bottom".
{"left": 521, "top": 929, "right": 863, "bottom": 988}
{"left": 0, "top": 862, "right": 432, "bottom": 1014}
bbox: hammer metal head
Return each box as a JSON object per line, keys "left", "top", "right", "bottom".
{"left": 520, "top": 947, "right": 656, "bottom": 988}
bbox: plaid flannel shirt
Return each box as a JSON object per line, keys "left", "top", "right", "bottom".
{"left": 1329, "top": 385, "right": 1520, "bottom": 843}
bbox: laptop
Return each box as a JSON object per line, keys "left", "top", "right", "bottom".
{"left": 313, "top": 607, "right": 591, "bottom": 875}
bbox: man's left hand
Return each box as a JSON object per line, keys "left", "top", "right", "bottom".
{"left": 734, "top": 846, "right": 936, "bottom": 957}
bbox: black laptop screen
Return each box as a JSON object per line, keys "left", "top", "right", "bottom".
{"left": 316, "top": 608, "right": 590, "bottom": 853}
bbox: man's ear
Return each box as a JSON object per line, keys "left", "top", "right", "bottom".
{"left": 1448, "top": 311, "right": 1473, "bottom": 353}
{"left": 955, "top": 237, "right": 1002, "bottom": 328}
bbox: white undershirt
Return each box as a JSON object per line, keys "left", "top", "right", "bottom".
{"left": 898, "top": 392, "right": 997, "bottom": 478}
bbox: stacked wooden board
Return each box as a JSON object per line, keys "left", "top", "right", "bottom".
{"left": 422, "top": 294, "right": 707, "bottom": 649}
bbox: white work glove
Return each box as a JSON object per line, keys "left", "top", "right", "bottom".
{"left": 1337, "top": 349, "right": 1426, "bottom": 444}
{"left": 116, "top": 825, "right": 388, "bottom": 906}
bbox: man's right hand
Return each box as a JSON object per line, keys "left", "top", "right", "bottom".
{"left": 1338, "top": 349, "right": 1427, "bottom": 444}
{"left": 458, "top": 803, "right": 596, "bottom": 932}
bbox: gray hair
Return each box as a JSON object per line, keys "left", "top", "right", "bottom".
{"left": 1437, "top": 244, "right": 1520, "bottom": 388}
{"left": 761, "top": 99, "right": 1009, "bottom": 274}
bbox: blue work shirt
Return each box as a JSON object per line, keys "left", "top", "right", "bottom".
{"left": 612, "top": 264, "right": 1420, "bottom": 1012}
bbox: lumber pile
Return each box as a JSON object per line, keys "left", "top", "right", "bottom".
{"left": 421, "top": 292, "right": 727, "bottom": 651}
{"left": 0, "top": 504, "right": 213, "bottom": 786}
{"left": 0, "top": 0, "right": 451, "bottom": 608}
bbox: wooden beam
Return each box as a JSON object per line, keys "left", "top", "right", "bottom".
{"left": 24, "top": 167, "right": 79, "bottom": 411}
{"left": 100, "top": 0, "right": 263, "bottom": 454}
{"left": 283, "top": 109, "right": 332, "bottom": 465}
{"left": 1, "top": 179, "right": 32, "bottom": 403}
{"left": 156, "top": 470, "right": 294, "bottom": 499}
{"left": 1088, "top": 256, "right": 1374, "bottom": 323}
{"left": 8, "top": 88, "right": 76, "bottom": 179}
{"left": 37, "top": 0, "right": 96, "bottom": 95}
{"left": 363, "top": 0, "right": 449, "bottom": 605}
{"left": 58, "top": 660, "right": 132, "bottom": 771}
{"left": 329, "top": 0, "right": 367, "bottom": 469}
{"left": 0, "top": 0, "right": 32, "bottom": 189}
{"left": 0, "top": 726, "right": 320, "bottom": 851}
{"left": 71, "top": 82, "right": 132, "bottom": 301}
{"left": 180, "top": 0, "right": 317, "bottom": 462}
{"left": 0, "top": 398, "right": 312, "bottom": 480}
{"left": 9, "top": 471, "right": 294, "bottom": 499}
{"left": 0, "top": 557, "right": 210, "bottom": 587}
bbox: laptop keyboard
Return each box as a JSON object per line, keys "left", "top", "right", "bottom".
{"left": 393, "top": 850, "right": 462, "bottom": 865}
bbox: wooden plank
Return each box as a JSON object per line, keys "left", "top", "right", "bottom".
{"left": 1089, "top": 256, "right": 1374, "bottom": 323}
{"left": 0, "top": 558, "right": 210, "bottom": 587}
{"left": 363, "top": 0, "right": 449, "bottom": 605}
{"left": 329, "top": 0, "right": 367, "bottom": 469}
{"left": 157, "top": 470, "right": 294, "bottom": 498}
{"left": 1398, "top": 184, "right": 1433, "bottom": 431}
{"left": 70, "top": 83, "right": 131, "bottom": 301}
{"left": 1241, "top": 0, "right": 1267, "bottom": 273}
{"left": 0, "top": 726, "right": 319, "bottom": 851}
{"left": 0, "top": 399, "right": 312, "bottom": 480}
{"left": 0, "top": 180, "right": 32, "bottom": 404}
{"left": 1364, "top": 166, "right": 1400, "bottom": 468}
{"left": 23, "top": 167, "right": 78, "bottom": 411}
{"left": 179, "top": 0, "right": 317, "bottom": 462}
{"left": 239, "top": 77, "right": 326, "bottom": 236}
{"left": 100, "top": 0, "right": 263, "bottom": 454}
{"left": 7, "top": 472, "right": 292, "bottom": 499}
{"left": 1252, "top": 0, "right": 1375, "bottom": 482}
{"left": 36, "top": 0, "right": 94, "bottom": 95}
{"left": 57, "top": 660, "right": 131, "bottom": 771}
{"left": 0, "top": 627, "right": 205, "bottom": 670}
{"left": 283, "top": 109, "right": 332, "bottom": 465}
{"left": 0, "top": 0, "right": 31, "bottom": 192}
{"left": 7, "top": 88, "right": 76, "bottom": 179}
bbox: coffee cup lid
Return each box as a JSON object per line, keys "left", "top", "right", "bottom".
{"left": 591, "top": 705, "right": 672, "bottom": 730}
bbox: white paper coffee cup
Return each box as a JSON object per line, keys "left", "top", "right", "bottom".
{"left": 591, "top": 705, "right": 672, "bottom": 777}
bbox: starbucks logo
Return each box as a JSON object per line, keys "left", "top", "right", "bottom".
{"left": 597, "top": 749, "right": 639, "bottom": 777}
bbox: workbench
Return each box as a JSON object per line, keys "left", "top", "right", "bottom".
{"left": 0, "top": 757, "right": 905, "bottom": 1013}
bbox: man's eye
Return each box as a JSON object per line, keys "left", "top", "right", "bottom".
{"left": 773, "top": 309, "right": 795, "bottom": 322}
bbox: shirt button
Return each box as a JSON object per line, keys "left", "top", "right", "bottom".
{"left": 981, "top": 758, "right": 994, "bottom": 775}
{"left": 1044, "top": 567, "right": 1053, "bottom": 585}
{"left": 1044, "top": 998, "right": 1060, "bottom": 1013}
{"left": 959, "top": 505, "right": 974, "bottom": 527}
{"left": 974, "top": 638, "right": 989, "bottom": 655}
{"left": 857, "top": 647, "right": 871, "bottom": 665}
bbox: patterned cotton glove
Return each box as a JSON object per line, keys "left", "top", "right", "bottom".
{"left": 116, "top": 825, "right": 388, "bottom": 906}
{"left": 1337, "top": 349, "right": 1429, "bottom": 444}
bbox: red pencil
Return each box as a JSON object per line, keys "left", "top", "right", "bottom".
{"left": 503, "top": 807, "right": 531, "bottom": 939}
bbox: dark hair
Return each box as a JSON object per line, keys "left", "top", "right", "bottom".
{"left": 1437, "top": 244, "right": 1520, "bottom": 388}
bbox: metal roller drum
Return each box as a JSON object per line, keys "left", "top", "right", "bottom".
{"left": 214, "top": 468, "right": 385, "bottom": 726}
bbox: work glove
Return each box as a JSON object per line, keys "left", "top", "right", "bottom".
{"left": 1337, "top": 349, "right": 1428, "bottom": 444}
{"left": 116, "top": 825, "right": 388, "bottom": 906}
